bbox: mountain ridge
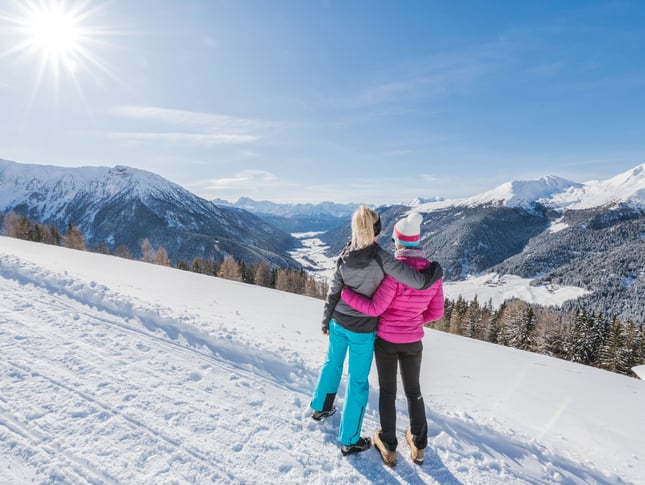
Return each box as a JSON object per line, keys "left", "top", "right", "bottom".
{"left": 0, "top": 159, "right": 300, "bottom": 267}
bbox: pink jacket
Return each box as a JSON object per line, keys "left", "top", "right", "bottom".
{"left": 340, "top": 249, "right": 444, "bottom": 344}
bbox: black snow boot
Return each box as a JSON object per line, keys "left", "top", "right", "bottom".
{"left": 341, "top": 437, "right": 371, "bottom": 456}
{"left": 311, "top": 407, "right": 336, "bottom": 421}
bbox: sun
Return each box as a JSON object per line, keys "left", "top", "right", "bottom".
{"left": 0, "top": 0, "right": 120, "bottom": 100}
{"left": 26, "top": 3, "right": 85, "bottom": 70}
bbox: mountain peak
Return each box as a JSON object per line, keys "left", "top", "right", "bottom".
{"left": 462, "top": 175, "right": 580, "bottom": 209}
{"left": 546, "top": 163, "right": 645, "bottom": 210}
{"left": 410, "top": 163, "right": 645, "bottom": 213}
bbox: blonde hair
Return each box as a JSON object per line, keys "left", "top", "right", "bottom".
{"left": 350, "top": 205, "right": 379, "bottom": 250}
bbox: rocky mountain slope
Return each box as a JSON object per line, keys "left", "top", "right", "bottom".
{"left": 0, "top": 159, "right": 299, "bottom": 266}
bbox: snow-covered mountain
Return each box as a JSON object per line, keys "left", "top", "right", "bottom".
{"left": 544, "top": 163, "right": 645, "bottom": 210}
{"left": 408, "top": 163, "right": 645, "bottom": 212}
{"left": 0, "top": 159, "right": 299, "bottom": 266}
{"left": 1, "top": 236, "right": 643, "bottom": 484}
{"left": 411, "top": 163, "right": 645, "bottom": 212}
{"left": 463, "top": 175, "right": 581, "bottom": 209}
{"left": 213, "top": 197, "right": 360, "bottom": 232}
{"left": 215, "top": 197, "right": 359, "bottom": 218}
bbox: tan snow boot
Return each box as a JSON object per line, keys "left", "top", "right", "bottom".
{"left": 406, "top": 429, "right": 424, "bottom": 465}
{"left": 373, "top": 430, "right": 396, "bottom": 467}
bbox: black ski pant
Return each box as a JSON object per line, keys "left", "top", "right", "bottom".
{"left": 374, "top": 337, "right": 428, "bottom": 451}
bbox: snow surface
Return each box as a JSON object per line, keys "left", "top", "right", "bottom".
{"left": 1, "top": 236, "right": 644, "bottom": 484}
{"left": 548, "top": 218, "right": 570, "bottom": 234}
{"left": 632, "top": 366, "right": 645, "bottom": 380}
{"left": 442, "top": 273, "right": 590, "bottom": 309}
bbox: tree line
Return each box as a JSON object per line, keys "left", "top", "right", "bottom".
{"left": 3, "top": 211, "right": 642, "bottom": 377}
{"left": 431, "top": 295, "right": 644, "bottom": 377}
{"left": 1, "top": 211, "right": 329, "bottom": 299}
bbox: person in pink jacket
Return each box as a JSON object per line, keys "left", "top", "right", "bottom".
{"left": 340, "top": 211, "right": 444, "bottom": 467}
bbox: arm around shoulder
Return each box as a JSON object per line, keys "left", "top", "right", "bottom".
{"left": 378, "top": 248, "right": 426, "bottom": 289}
{"left": 378, "top": 247, "right": 443, "bottom": 290}
{"left": 341, "top": 276, "right": 397, "bottom": 316}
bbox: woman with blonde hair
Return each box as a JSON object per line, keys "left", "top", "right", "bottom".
{"left": 310, "top": 206, "right": 442, "bottom": 456}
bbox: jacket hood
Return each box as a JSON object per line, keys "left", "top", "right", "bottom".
{"left": 395, "top": 248, "right": 431, "bottom": 270}
{"left": 339, "top": 243, "right": 379, "bottom": 269}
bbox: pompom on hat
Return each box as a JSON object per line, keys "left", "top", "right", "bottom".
{"left": 392, "top": 212, "right": 423, "bottom": 247}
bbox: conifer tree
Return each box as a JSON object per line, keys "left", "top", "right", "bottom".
{"left": 4, "top": 212, "right": 30, "bottom": 239}
{"left": 503, "top": 300, "right": 536, "bottom": 351}
{"left": 64, "top": 223, "right": 86, "bottom": 250}
{"left": 304, "top": 275, "right": 319, "bottom": 298}
{"left": 449, "top": 296, "right": 467, "bottom": 336}
{"left": 599, "top": 317, "right": 628, "bottom": 373}
{"left": 254, "top": 261, "right": 272, "bottom": 288}
{"left": 191, "top": 257, "right": 203, "bottom": 273}
{"left": 43, "top": 224, "right": 62, "bottom": 245}
{"left": 462, "top": 295, "right": 480, "bottom": 339}
{"left": 95, "top": 242, "right": 111, "bottom": 255}
{"left": 275, "top": 268, "right": 289, "bottom": 292}
{"left": 218, "top": 257, "right": 242, "bottom": 282}
{"left": 623, "top": 321, "right": 642, "bottom": 372}
{"left": 141, "top": 238, "right": 155, "bottom": 263}
{"left": 155, "top": 245, "right": 170, "bottom": 266}
{"left": 115, "top": 245, "right": 132, "bottom": 259}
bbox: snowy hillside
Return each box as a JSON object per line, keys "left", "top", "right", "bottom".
{"left": 1, "top": 236, "right": 643, "bottom": 484}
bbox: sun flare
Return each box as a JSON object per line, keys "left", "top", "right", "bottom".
{"left": 26, "top": 4, "right": 84, "bottom": 67}
{"left": 0, "top": 0, "right": 121, "bottom": 100}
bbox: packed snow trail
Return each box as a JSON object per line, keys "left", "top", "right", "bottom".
{"left": 1, "top": 275, "right": 303, "bottom": 483}
{"left": 1, "top": 237, "right": 643, "bottom": 484}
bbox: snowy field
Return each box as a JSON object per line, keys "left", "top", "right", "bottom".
{"left": 289, "top": 232, "right": 338, "bottom": 280}
{"left": 441, "top": 272, "right": 590, "bottom": 308}
{"left": 1, "top": 236, "right": 644, "bottom": 484}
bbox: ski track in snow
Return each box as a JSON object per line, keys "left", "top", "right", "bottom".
{"left": 0, "top": 261, "right": 315, "bottom": 484}
{"left": 0, "top": 244, "right": 639, "bottom": 484}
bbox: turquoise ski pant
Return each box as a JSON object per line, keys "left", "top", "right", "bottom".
{"left": 311, "top": 320, "right": 376, "bottom": 446}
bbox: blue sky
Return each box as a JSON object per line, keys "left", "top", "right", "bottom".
{"left": 1, "top": 0, "right": 644, "bottom": 204}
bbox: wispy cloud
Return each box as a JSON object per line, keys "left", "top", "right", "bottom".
{"left": 108, "top": 105, "right": 277, "bottom": 130}
{"left": 348, "top": 42, "right": 512, "bottom": 109}
{"left": 103, "top": 105, "right": 279, "bottom": 146}
{"left": 201, "top": 169, "right": 278, "bottom": 190}
{"left": 105, "top": 131, "right": 258, "bottom": 145}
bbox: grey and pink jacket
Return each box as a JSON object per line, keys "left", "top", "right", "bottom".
{"left": 341, "top": 248, "right": 444, "bottom": 344}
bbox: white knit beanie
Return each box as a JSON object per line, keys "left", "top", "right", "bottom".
{"left": 392, "top": 212, "right": 423, "bottom": 247}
